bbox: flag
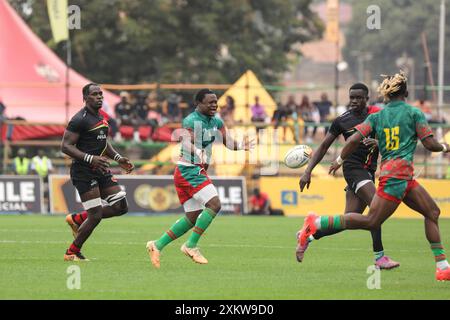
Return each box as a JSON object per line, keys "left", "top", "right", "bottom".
{"left": 325, "top": 0, "right": 340, "bottom": 43}
{"left": 47, "top": 0, "right": 68, "bottom": 43}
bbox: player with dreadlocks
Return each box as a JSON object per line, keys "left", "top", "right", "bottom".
{"left": 298, "top": 83, "right": 399, "bottom": 269}
{"left": 297, "top": 71, "right": 450, "bottom": 281}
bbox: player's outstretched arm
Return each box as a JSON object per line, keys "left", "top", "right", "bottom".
{"left": 61, "top": 129, "right": 110, "bottom": 172}
{"left": 104, "top": 141, "right": 134, "bottom": 174}
{"left": 329, "top": 131, "right": 363, "bottom": 175}
{"left": 421, "top": 136, "right": 450, "bottom": 153}
{"left": 220, "top": 127, "right": 255, "bottom": 151}
{"left": 300, "top": 132, "right": 336, "bottom": 192}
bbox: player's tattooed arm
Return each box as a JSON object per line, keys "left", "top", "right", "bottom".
{"left": 220, "top": 127, "right": 255, "bottom": 151}
{"left": 61, "top": 130, "right": 110, "bottom": 172}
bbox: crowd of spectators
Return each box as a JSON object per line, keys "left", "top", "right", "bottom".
{"left": 111, "top": 91, "right": 192, "bottom": 142}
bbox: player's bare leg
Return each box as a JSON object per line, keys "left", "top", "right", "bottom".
{"left": 181, "top": 196, "right": 221, "bottom": 264}
{"left": 297, "top": 194, "right": 399, "bottom": 260}
{"left": 402, "top": 185, "right": 450, "bottom": 280}
{"left": 355, "top": 183, "right": 399, "bottom": 269}
{"left": 64, "top": 187, "right": 103, "bottom": 261}
{"left": 146, "top": 210, "right": 199, "bottom": 269}
{"left": 66, "top": 185, "right": 128, "bottom": 238}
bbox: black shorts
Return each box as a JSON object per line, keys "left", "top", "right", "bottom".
{"left": 343, "top": 167, "right": 375, "bottom": 194}
{"left": 70, "top": 164, "right": 119, "bottom": 196}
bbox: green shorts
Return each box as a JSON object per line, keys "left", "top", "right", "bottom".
{"left": 377, "top": 177, "right": 419, "bottom": 204}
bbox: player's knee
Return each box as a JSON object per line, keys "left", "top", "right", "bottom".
{"left": 367, "top": 217, "right": 381, "bottom": 231}
{"left": 206, "top": 197, "right": 221, "bottom": 213}
{"left": 88, "top": 209, "right": 103, "bottom": 222}
{"left": 115, "top": 198, "right": 128, "bottom": 216}
{"left": 105, "top": 191, "right": 128, "bottom": 215}
{"left": 431, "top": 207, "right": 441, "bottom": 221}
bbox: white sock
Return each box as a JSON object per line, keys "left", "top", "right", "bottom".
{"left": 437, "top": 260, "right": 450, "bottom": 270}
{"left": 314, "top": 218, "right": 321, "bottom": 229}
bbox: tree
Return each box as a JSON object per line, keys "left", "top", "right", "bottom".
{"left": 344, "top": 0, "right": 450, "bottom": 100}
{"left": 8, "top": 0, "right": 323, "bottom": 84}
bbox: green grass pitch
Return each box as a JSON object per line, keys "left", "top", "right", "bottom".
{"left": 0, "top": 215, "right": 449, "bottom": 299}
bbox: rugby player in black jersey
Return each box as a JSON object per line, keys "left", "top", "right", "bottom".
{"left": 62, "top": 83, "right": 134, "bottom": 261}
{"left": 297, "top": 83, "right": 400, "bottom": 269}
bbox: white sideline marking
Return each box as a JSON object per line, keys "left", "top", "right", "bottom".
{"left": 0, "top": 229, "right": 140, "bottom": 234}
{"left": 0, "top": 239, "right": 429, "bottom": 253}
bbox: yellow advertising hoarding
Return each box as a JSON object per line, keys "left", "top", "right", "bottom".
{"left": 260, "top": 177, "right": 450, "bottom": 218}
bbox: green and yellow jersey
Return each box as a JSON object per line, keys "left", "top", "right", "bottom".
{"left": 356, "top": 100, "right": 433, "bottom": 180}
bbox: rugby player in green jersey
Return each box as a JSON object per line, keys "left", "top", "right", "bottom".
{"left": 146, "top": 89, "right": 254, "bottom": 268}
{"left": 297, "top": 71, "right": 450, "bottom": 281}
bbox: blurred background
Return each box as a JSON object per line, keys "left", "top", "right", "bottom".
{"left": 0, "top": 0, "right": 449, "bottom": 216}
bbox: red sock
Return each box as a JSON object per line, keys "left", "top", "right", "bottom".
{"left": 73, "top": 211, "right": 88, "bottom": 225}
{"left": 68, "top": 243, "right": 80, "bottom": 254}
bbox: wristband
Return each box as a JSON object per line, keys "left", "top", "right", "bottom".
{"left": 114, "top": 153, "right": 123, "bottom": 161}
{"left": 84, "top": 153, "right": 93, "bottom": 164}
{"left": 442, "top": 144, "right": 448, "bottom": 153}
{"left": 336, "top": 155, "right": 344, "bottom": 165}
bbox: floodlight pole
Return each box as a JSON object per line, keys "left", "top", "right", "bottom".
{"left": 437, "top": 0, "right": 445, "bottom": 178}
{"left": 65, "top": 37, "right": 71, "bottom": 124}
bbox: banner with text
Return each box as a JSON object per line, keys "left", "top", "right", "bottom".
{"left": 49, "top": 175, "right": 247, "bottom": 215}
{"left": 260, "top": 177, "right": 450, "bottom": 218}
{"left": 0, "top": 175, "right": 43, "bottom": 213}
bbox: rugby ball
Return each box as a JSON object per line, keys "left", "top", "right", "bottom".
{"left": 284, "top": 145, "right": 312, "bottom": 169}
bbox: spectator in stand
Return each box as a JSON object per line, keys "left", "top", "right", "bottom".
{"left": 248, "top": 188, "right": 271, "bottom": 215}
{"left": 313, "top": 93, "right": 333, "bottom": 137}
{"left": 220, "top": 95, "right": 236, "bottom": 127}
{"left": 12, "top": 148, "right": 31, "bottom": 175}
{"left": 31, "top": 148, "right": 54, "bottom": 212}
{"left": 115, "top": 91, "right": 140, "bottom": 142}
{"left": 284, "top": 95, "right": 299, "bottom": 143}
{"left": 272, "top": 101, "right": 287, "bottom": 141}
{"left": 134, "top": 93, "right": 150, "bottom": 124}
{"left": 298, "top": 95, "right": 315, "bottom": 143}
{"left": 251, "top": 96, "right": 267, "bottom": 140}
{"left": 31, "top": 149, "right": 54, "bottom": 181}
{"left": 166, "top": 93, "right": 181, "bottom": 122}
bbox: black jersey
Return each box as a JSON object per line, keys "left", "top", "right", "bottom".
{"left": 66, "top": 107, "right": 109, "bottom": 167}
{"left": 329, "top": 105, "right": 381, "bottom": 172}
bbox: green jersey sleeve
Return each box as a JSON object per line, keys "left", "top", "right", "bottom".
{"left": 182, "top": 116, "right": 194, "bottom": 130}
{"left": 355, "top": 113, "right": 377, "bottom": 138}
{"left": 413, "top": 108, "right": 433, "bottom": 141}
{"left": 215, "top": 117, "right": 224, "bottom": 129}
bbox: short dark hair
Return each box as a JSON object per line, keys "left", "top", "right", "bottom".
{"left": 82, "top": 83, "right": 99, "bottom": 100}
{"left": 349, "top": 83, "right": 369, "bottom": 96}
{"left": 195, "top": 89, "right": 214, "bottom": 104}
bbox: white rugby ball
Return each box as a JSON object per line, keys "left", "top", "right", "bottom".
{"left": 284, "top": 145, "right": 312, "bottom": 169}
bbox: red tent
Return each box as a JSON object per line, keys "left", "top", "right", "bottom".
{"left": 0, "top": 0, "right": 119, "bottom": 123}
